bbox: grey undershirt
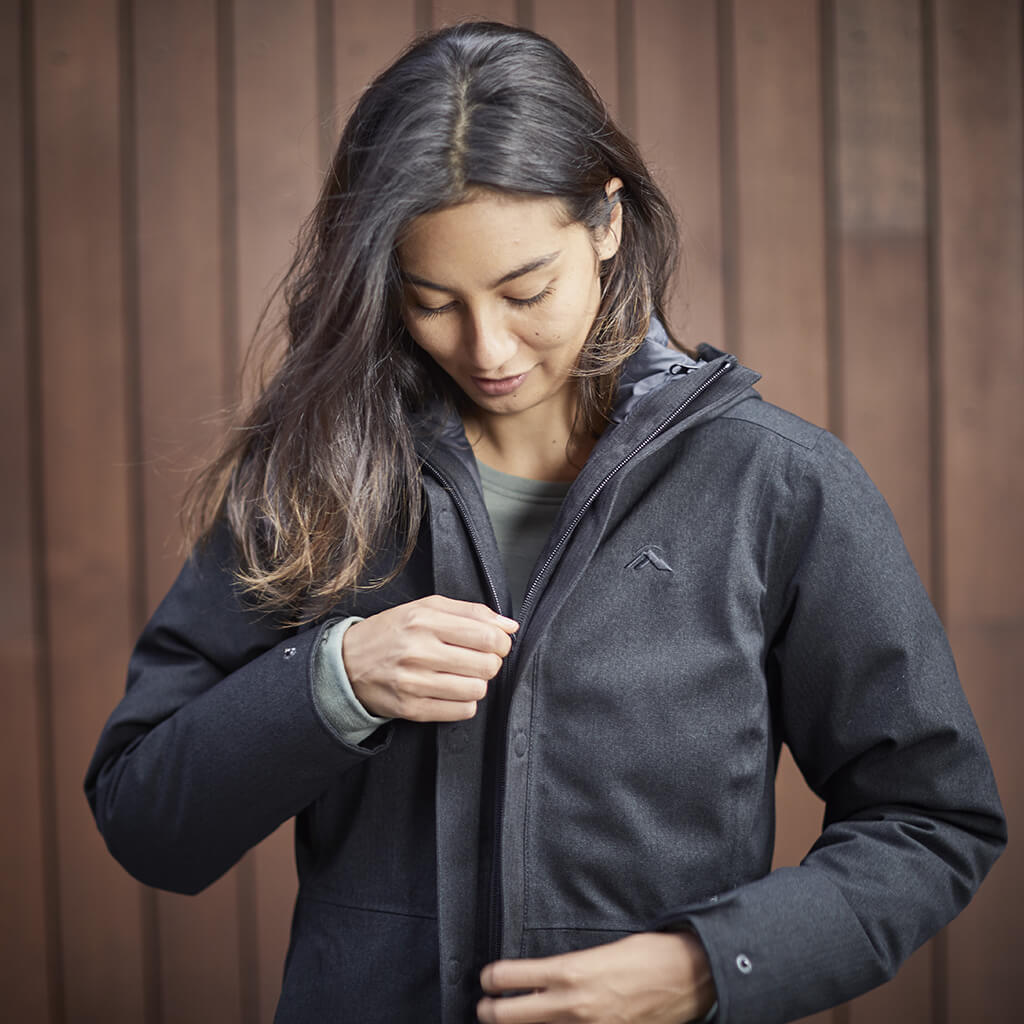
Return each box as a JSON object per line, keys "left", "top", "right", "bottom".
{"left": 476, "top": 459, "right": 571, "bottom": 616}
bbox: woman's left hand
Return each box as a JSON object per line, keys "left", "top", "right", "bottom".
{"left": 477, "top": 931, "right": 716, "bottom": 1023}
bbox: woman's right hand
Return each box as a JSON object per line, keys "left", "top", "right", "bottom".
{"left": 341, "top": 595, "right": 519, "bottom": 721}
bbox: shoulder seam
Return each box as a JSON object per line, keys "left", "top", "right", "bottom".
{"left": 717, "top": 407, "right": 825, "bottom": 452}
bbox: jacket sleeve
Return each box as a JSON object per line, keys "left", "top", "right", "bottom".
{"left": 658, "top": 430, "right": 1006, "bottom": 1023}
{"left": 84, "top": 521, "right": 393, "bottom": 895}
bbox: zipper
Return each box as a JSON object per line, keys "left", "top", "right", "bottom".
{"left": 426, "top": 356, "right": 735, "bottom": 964}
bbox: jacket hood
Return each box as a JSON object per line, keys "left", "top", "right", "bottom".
{"left": 608, "top": 316, "right": 704, "bottom": 423}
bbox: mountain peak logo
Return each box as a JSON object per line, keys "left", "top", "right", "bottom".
{"left": 625, "top": 547, "right": 674, "bottom": 573}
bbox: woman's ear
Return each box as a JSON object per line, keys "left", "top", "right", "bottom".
{"left": 595, "top": 176, "right": 624, "bottom": 260}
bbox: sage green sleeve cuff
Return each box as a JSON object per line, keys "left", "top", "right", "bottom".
{"left": 313, "top": 617, "right": 391, "bottom": 745}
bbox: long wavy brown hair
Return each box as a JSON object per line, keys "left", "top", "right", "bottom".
{"left": 184, "top": 21, "right": 681, "bottom": 623}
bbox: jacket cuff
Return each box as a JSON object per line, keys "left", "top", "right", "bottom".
{"left": 312, "top": 617, "right": 392, "bottom": 746}
{"left": 653, "top": 868, "right": 882, "bottom": 1023}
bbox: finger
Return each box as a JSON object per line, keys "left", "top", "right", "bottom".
{"left": 439, "top": 646, "right": 504, "bottom": 680}
{"left": 404, "top": 698, "right": 479, "bottom": 722}
{"left": 404, "top": 641, "right": 504, "bottom": 681}
{"left": 481, "top": 958, "right": 562, "bottom": 995}
{"left": 430, "top": 616, "right": 515, "bottom": 658}
{"left": 419, "top": 596, "right": 520, "bottom": 634}
{"left": 477, "top": 990, "right": 558, "bottom": 1024}
{"left": 397, "top": 671, "right": 489, "bottom": 703}
{"left": 402, "top": 606, "right": 516, "bottom": 660}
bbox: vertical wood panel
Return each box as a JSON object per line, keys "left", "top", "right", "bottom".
{"left": 433, "top": 0, "right": 517, "bottom": 26}
{"left": 934, "top": 2, "right": 1023, "bottom": 1020}
{"left": 332, "top": 0, "right": 417, "bottom": 129}
{"left": 728, "top": 4, "right": 831, "bottom": 1021}
{"left": 234, "top": 1, "right": 321, "bottom": 356}
{"left": 830, "top": 0, "right": 933, "bottom": 583}
{"left": 533, "top": 0, "right": 620, "bottom": 121}
{"left": 728, "top": 0, "right": 828, "bottom": 424}
{"left": 232, "top": 3, "right": 322, "bottom": 1019}
{"left": 133, "top": 1, "right": 245, "bottom": 1020}
{"left": 831, "top": 0, "right": 933, "bottom": 584}
{"left": 633, "top": 0, "right": 725, "bottom": 351}
{"left": 0, "top": 2, "right": 55, "bottom": 1020}
{"left": 135, "top": 0, "right": 227, "bottom": 603}
{"left": 33, "top": 0, "right": 148, "bottom": 1019}
{"left": 830, "top": 3, "right": 934, "bottom": 1021}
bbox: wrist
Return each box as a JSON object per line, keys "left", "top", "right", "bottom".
{"left": 675, "top": 930, "right": 716, "bottom": 1021}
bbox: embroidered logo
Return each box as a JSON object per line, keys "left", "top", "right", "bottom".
{"left": 625, "top": 547, "right": 674, "bottom": 572}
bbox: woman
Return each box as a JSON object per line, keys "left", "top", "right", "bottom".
{"left": 86, "top": 21, "right": 1005, "bottom": 1024}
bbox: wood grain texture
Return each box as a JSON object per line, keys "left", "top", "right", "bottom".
{"left": 934, "top": 2, "right": 1023, "bottom": 1020}
{"left": 533, "top": 0, "right": 620, "bottom": 121}
{"left": 829, "top": 10, "right": 934, "bottom": 1021}
{"left": 132, "top": 2, "right": 245, "bottom": 1020}
{"left": 332, "top": 0, "right": 418, "bottom": 131}
{"left": 433, "top": 0, "right": 517, "bottom": 27}
{"left": 0, "top": 1, "right": 55, "bottom": 1019}
{"left": 831, "top": 0, "right": 932, "bottom": 585}
{"left": 728, "top": 0, "right": 829, "bottom": 426}
{"left": 231, "top": 3, "right": 322, "bottom": 1019}
{"left": 634, "top": 0, "right": 725, "bottom": 352}
{"left": 33, "top": 0, "right": 148, "bottom": 1019}
{"left": 135, "top": 0, "right": 230, "bottom": 609}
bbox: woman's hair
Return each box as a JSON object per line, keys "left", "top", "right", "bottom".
{"left": 184, "top": 20, "right": 680, "bottom": 621}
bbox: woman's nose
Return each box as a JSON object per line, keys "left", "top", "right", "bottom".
{"left": 465, "top": 309, "right": 517, "bottom": 371}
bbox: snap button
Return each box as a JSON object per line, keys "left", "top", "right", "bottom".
{"left": 513, "top": 732, "right": 528, "bottom": 757}
{"left": 446, "top": 957, "right": 462, "bottom": 984}
{"left": 709, "top": 895, "right": 719, "bottom": 903}
{"left": 283, "top": 647, "right": 297, "bottom": 660}
{"left": 736, "top": 953, "right": 753, "bottom": 974}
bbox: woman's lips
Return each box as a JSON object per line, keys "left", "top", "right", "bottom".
{"left": 471, "top": 371, "right": 529, "bottom": 396}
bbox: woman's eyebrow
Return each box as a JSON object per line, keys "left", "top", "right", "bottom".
{"left": 491, "top": 252, "right": 559, "bottom": 287}
{"left": 401, "top": 252, "right": 560, "bottom": 293}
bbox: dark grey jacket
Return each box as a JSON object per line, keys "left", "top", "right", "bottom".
{"left": 85, "top": 336, "right": 1005, "bottom": 1024}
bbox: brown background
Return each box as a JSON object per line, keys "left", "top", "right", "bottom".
{"left": 2, "top": 1, "right": 1021, "bottom": 1021}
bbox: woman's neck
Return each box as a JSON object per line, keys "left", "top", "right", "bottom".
{"left": 463, "top": 399, "right": 595, "bottom": 482}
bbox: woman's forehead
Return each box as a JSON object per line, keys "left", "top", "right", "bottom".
{"left": 397, "top": 190, "right": 583, "bottom": 284}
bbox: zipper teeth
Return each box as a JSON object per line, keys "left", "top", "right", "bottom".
{"left": 516, "top": 359, "right": 733, "bottom": 623}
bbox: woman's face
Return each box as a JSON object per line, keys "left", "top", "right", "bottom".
{"left": 397, "top": 185, "right": 621, "bottom": 428}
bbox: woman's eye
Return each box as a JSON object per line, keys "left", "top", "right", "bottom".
{"left": 413, "top": 301, "right": 455, "bottom": 320}
{"left": 411, "top": 286, "right": 552, "bottom": 320}
{"left": 508, "top": 286, "right": 552, "bottom": 309}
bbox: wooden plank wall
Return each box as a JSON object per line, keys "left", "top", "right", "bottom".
{"left": 2, "top": 1, "right": 1019, "bottom": 1021}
